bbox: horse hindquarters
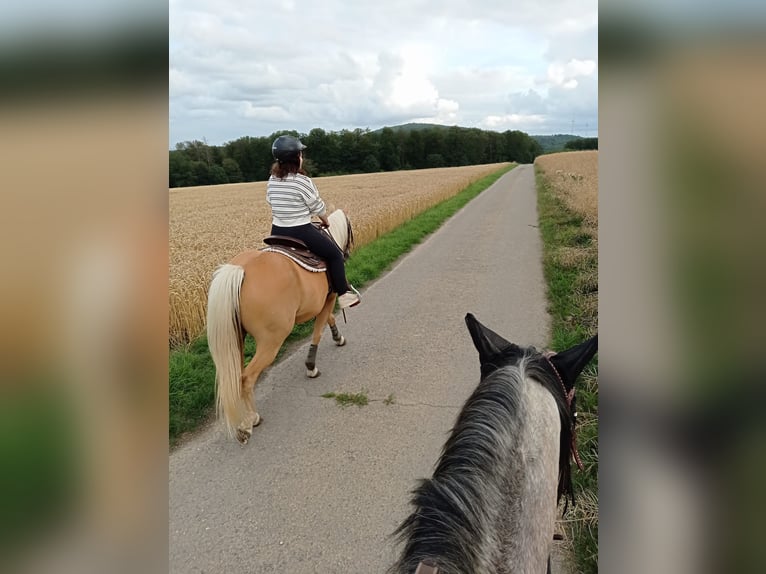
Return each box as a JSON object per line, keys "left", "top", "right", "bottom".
{"left": 206, "top": 264, "right": 246, "bottom": 437}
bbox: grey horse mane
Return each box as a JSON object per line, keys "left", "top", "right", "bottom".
{"left": 389, "top": 348, "right": 573, "bottom": 574}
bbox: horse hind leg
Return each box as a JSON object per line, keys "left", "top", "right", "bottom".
{"left": 327, "top": 313, "right": 346, "bottom": 347}
{"left": 237, "top": 339, "right": 281, "bottom": 444}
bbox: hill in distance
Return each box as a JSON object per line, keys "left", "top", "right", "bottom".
{"left": 371, "top": 122, "right": 451, "bottom": 133}
{"left": 531, "top": 134, "right": 584, "bottom": 152}
{"left": 372, "top": 123, "right": 583, "bottom": 153}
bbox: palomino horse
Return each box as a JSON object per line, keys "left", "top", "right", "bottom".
{"left": 391, "top": 314, "right": 598, "bottom": 574}
{"left": 206, "top": 209, "right": 354, "bottom": 444}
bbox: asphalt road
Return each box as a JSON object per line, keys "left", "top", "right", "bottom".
{"left": 169, "top": 164, "right": 571, "bottom": 573}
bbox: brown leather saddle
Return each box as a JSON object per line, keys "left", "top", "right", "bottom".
{"left": 258, "top": 223, "right": 333, "bottom": 273}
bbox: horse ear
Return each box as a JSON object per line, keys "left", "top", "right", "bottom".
{"left": 465, "top": 313, "right": 519, "bottom": 366}
{"left": 549, "top": 335, "right": 598, "bottom": 390}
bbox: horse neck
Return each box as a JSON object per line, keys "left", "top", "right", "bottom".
{"left": 393, "top": 360, "right": 561, "bottom": 574}
{"left": 510, "top": 375, "right": 561, "bottom": 570}
{"left": 327, "top": 211, "right": 348, "bottom": 251}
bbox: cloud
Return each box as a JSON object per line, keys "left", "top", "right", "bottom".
{"left": 547, "top": 59, "right": 597, "bottom": 90}
{"left": 481, "top": 113, "right": 547, "bottom": 130}
{"left": 241, "top": 104, "right": 292, "bottom": 122}
{"left": 169, "top": 0, "right": 598, "bottom": 145}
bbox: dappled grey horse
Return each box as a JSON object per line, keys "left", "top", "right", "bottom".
{"left": 390, "top": 313, "right": 598, "bottom": 574}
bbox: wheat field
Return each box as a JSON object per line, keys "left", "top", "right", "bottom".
{"left": 170, "top": 163, "right": 511, "bottom": 346}
{"left": 535, "top": 150, "right": 598, "bottom": 323}
{"left": 535, "top": 150, "right": 599, "bottom": 571}
{"left": 534, "top": 150, "right": 598, "bottom": 229}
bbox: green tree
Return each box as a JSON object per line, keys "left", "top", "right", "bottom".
{"left": 337, "top": 129, "right": 362, "bottom": 172}
{"left": 443, "top": 127, "right": 467, "bottom": 166}
{"left": 208, "top": 164, "right": 229, "bottom": 184}
{"left": 361, "top": 154, "right": 380, "bottom": 172}
{"left": 565, "top": 137, "right": 598, "bottom": 150}
{"left": 378, "top": 127, "right": 400, "bottom": 171}
{"left": 464, "top": 128, "right": 487, "bottom": 164}
{"left": 304, "top": 128, "right": 338, "bottom": 174}
{"left": 191, "top": 161, "right": 211, "bottom": 185}
{"left": 224, "top": 136, "right": 271, "bottom": 181}
{"left": 403, "top": 130, "right": 426, "bottom": 169}
{"left": 356, "top": 129, "right": 379, "bottom": 172}
{"left": 422, "top": 128, "right": 446, "bottom": 161}
{"left": 169, "top": 150, "right": 195, "bottom": 187}
{"left": 176, "top": 140, "right": 213, "bottom": 165}
{"left": 426, "top": 153, "right": 445, "bottom": 168}
{"left": 221, "top": 158, "right": 243, "bottom": 183}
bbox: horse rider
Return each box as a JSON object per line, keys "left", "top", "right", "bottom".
{"left": 267, "top": 135, "right": 361, "bottom": 309}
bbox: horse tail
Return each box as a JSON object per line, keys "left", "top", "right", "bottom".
{"left": 206, "top": 263, "right": 246, "bottom": 436}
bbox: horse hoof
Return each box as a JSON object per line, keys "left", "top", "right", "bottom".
{"left": 335, "top": 336, "right": 346, "bottom": 347}
{"left": 253, "top": 413, "right": 262, "bottom": 427}
{"left": 236, "top": 428, "right": 251, "bottom": 445}
{"left": 307, "top": 367, "right": 320, "bottom": 378}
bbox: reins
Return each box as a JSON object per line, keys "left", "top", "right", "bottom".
{"left": 544, "top": 355, "right": 584, "bottom": 472}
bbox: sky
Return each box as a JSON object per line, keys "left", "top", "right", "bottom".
{"left": 169, "top": 0, "right": 598, "bottom": 147}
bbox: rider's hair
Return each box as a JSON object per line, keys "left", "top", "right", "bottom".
{"left": 270, "top": 159, "right": 307, "bottom": 179}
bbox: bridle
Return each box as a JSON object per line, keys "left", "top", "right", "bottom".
{"left": 544, "top": 353, "right": 584, "bottom": 472}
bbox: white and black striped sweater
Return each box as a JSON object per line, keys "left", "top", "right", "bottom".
{"left": 266, "top": 173, "right": 326, "bottom": 227}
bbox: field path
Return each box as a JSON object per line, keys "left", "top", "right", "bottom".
{"left": 170, "top": 164, "right": 573, "bottom": 573}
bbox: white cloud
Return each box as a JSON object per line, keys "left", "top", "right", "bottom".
{"left": 481, "top": 114, "right": 547, "bottom": 130}
{"left": 169, "top": 0, "right": 598, "bottom": 145}
{"left": 241, "top": 104, "right": 292, "bottom": 122}
{"left": 384, "top": 46, "right": 439, "bottom": 110}
{"left": 547, "top": 59, "right": 597, "bottom": 90}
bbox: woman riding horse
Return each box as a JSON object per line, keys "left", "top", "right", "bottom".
{"left": 207, "top": 136, "right": 360, "bottom": 444}
{"left": 267, "top": 135, "right": 360, "bottom": 309}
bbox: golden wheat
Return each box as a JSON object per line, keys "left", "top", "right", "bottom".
{"left": 170, "top": 163, "right": 511, "bottom": 346}
{"left": 535, "top": 150, "right": 599, "bottom": 334}
{"left": 534, "top": 150, "right": 598, "bottom": 230}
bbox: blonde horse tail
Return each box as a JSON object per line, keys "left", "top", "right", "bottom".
{"left": 206, "top": 263, "right": 246, "bottom": 437}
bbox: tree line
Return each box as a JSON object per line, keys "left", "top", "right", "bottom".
{"left": 169, "top": 125, "right": 544, "bottom": 188}
{"left": 564, "top": 137, "right": 598, "bottom": 151}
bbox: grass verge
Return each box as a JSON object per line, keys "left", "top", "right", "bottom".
{"left": 169, "top": 164, "right": 516, "bottom": 447}
{"left": 536, "top": 166, "right": 599, "bottom": 574}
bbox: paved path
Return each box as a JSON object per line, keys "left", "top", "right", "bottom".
{"left": 170, "top": 165, "right": 570, "bottom": 573}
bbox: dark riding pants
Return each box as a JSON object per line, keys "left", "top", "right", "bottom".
{"left": 271, "top": 223, "right": 349, "bottom": 296}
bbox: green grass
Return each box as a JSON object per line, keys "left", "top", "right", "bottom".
{"left": 169, "top": 164, "right": 515, "bottom": 445}
{"left": 536, "top": 167, "right": 599, "bottom": 573}
{"left": 321, "top": 391, "right": 369, "bottom": 407}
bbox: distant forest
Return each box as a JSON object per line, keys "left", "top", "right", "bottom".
{"left": 169, "top": 124, "right": 595, "bottom": 188}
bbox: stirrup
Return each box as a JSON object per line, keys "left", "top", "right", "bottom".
{"left": 347, "top": 284, "right": 361, "bottom": 297}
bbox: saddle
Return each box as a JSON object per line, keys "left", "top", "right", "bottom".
{"left": 259, "top": 223, "right": 330, "bottom": 273}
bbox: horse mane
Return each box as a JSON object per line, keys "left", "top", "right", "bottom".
{"left": 327, "top": 209, "right": 354, "bottom": 258}
{"left": 390, "top": 348, "right": 574, "bottom": 574}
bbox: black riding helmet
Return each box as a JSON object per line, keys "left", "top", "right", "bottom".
{"left": 272, "top": 135, "right": 307, "bottom": 163}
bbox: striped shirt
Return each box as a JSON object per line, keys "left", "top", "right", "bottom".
{"left": 266, "top": 173, "right": 326, "bottom": 227}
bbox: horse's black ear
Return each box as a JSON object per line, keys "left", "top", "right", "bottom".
{"left": 549, "top": 335, "right": 598, "bottom": 390}
{"left": 465, "top": 313, "right": 519, "bottom": 366}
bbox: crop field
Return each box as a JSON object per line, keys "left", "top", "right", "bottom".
{"left": 534, "top": 150, "right": 598, "bottom": 573}
{"left": 535, "top": 150, "right": 598, "bottom": 229}
{"left": 170, "top": 163, "right": 511, "bottom": 346}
